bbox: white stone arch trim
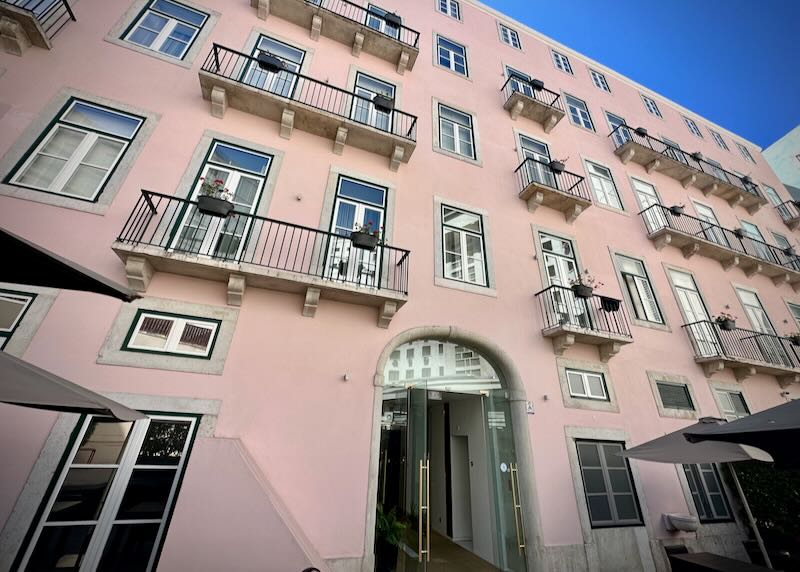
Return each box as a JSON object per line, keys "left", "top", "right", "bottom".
{"left": 359, "top": 325, "right": 545, "bottom": 572}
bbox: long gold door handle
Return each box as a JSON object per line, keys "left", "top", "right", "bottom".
{"left": 425, "top": 458, "right": 431, "bottom": 562}
{"left": 510, "top": 463, "right": 526, "bottom": 554}
{"left": 418, "top": 459, "right": 431, "bottom": 562}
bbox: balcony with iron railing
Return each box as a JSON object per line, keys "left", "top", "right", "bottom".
{"left": 535, "top": 285, "right": 633, "bottom": 362}
{"left": 638, "top": 204, "right": 800, "bottom": 291}
{"left": 683, "top": 320, "right": 800, "bottom": 386}
{"left": 501, "top": 75, "right": 565, "bottom": 133}
{"left": 113, "top": 190, "right": 411, "bottom": 328}
{"left": 515, "top": 157, "right": 592, "bottom": 223}
{"left": 0, "top": 0, "right": 74, "bottom": 53}
{"left": 609, "top": 125, "right": 767, "bottom": 214}
{"left": 250, "top": 0, "right": 419, "bottom": 73}
{"left": 776, "top": 200, "right": 800, "bottom": 231}
{"left": 199, "top": 44, "right": 417, "bottom": 171}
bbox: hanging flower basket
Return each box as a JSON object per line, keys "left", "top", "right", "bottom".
{"left": 196, "top": 178, "right": 234, "bottom": 218}
{"left": 741, "top": 175, "right": 753, "bottom": 185}
{"left": 549, "top": 160, "right": 566, "bottom": 174}
{"left": 257, "top": 52, "right": 285, "bottom": 73}
{"left": 716, "top": 317, "right": 736, "bottom": 331}
{"left": 669, "top": 205, "right": 685, "bottom": 216}
{"left": 530, "top": 78, "right": 545, "bottom": 91}
{"left": 350, "top": 230, "right": 379, "bottom": 251}
{"left": 372, "top": 94, "right": 394, "bottom": 113}
{"left": 634, "top": 127, "right": 648, "bottom": 137}
{"left": 571, "top": 284, "right": 594, "bottom": 298}
{"left": 600, "top": 296, "right": 621, "bottom": 312}
{"left": 790, "top": 334, "right": 800, "bottom": 347}
{"left": 690, "top": 152, "right": 703, "bottom": 162}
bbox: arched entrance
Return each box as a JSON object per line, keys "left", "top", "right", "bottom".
{"left": 364, "top": 327, "right": 543, "bottom": 572}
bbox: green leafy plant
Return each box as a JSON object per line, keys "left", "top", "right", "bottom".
{"left": 376, "top": 504, "right": 407, "bottom": 547}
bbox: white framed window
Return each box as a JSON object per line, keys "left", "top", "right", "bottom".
{"left": 351, "top": 72, "right": 396, "bottom": 132}
{"left": 565, "top": 94, "right": 594, "bottom": 131}
{"left": 586, "top": 160, "right": 622, "bottom": 209}
{"left": 438, "top": 104, "right": 475, "bottom": 159}
{"left": 616, "top": 254, "right": 663, "bottom": 324}
{"left": 656, "top": 381, "right": 693, "bottom": 410}
{"left": 498, "top": 23, "right": 521, "bottom": 49}
{"left": 576, "top": 440, "right": 643, "bottom": 527}
{"left": 641, "top": 94, "right": 662, "bottom": 118}
{"left": 710, "top": 129, "right": 729, "bottom": 151}
{"left": 683, "top": 116, "right": 703, "bottom": 138}
{"left": 124, "top": 311, "right": 220, "bottom": 358}
{"left": 436, "top": 34, "right": 468, "bottom": 76}
{"left": 761, "top": 184, "right": 782, "bottom": 207}
{"left": 437, "top": 0, "right": 460, "bottom": 19}
{"left": 8, "top": 100, "right": 143, "bottom": 202}
{"left": 737, "top": 143, "right": 756, "bottom": 164}
{"left": 124, "top": 0, "right": 208, "bottom": 59}
{"left": 715, "top": 389, "right": 750, "bottom": 421}
{"left": 18, "top": 414, "right": 198, "bottom": 571}
{"left": 683, "top": 464, "right": 731, "bottom": 522}
{"left": 589, "top": 69, "right": 610, "bottom": 92}
{"left": 366, "top": 4, "right": 401, "bottom": 39}
{"left": 606, "top": 112, "right": 631, "bottom": 148}
{"left": 566, "top": 369, "right": 608, "bottom": 400}
{"left": 441, "top": 205, "right": 487, "bottom": 286}
{"left": 243, "top": 34, "right": 305, "bottom": 97}
{"left": 0, "top": 290, "right": 36, "bottom": 351}
{"left": 551, "top": 50, "right": 573, "bottom": 74}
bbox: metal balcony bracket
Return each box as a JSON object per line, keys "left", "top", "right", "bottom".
{"left": 310, "top": 14, "right": 322, "bottom": 40}
{"left": 551, "top": 333, "right": 575, "bottom": 356}
{"left": 599, "top": 342, "right": 622, "bottom": 363}
{"left": 397, "top": 50, "right": 410, "bottom": 75}
{"left": 721, "top": 256, "right": 740, "bottom": 271}
{"left": 727, "top": 194, "right": 743, "bottom": 209}
{"left": 681, "top": 242, "right": 700, "bottom": 259}
{"left": 256, "top": 0, "right": 269, "bottom": 20}
{"left": 509, "top": 100, "right": 524, "bottom": 121}
{"left": 378, "top": 301, "right": 398, "bottom": 329}
{"left": 543, "top": 112, "right": 559, "bottom": 134}
{"left": 645, "top": 158, "right": 661, "bottom": 174}
{"left": 772, "top": 273, "right": 791, "bottom": 287}
{"left": 0, "top": 16, "right": 30, "bottom": 56}
{"left": 701, "top": 360, "right": 725, "bottom": 377}
{"left": 702, "top": 183, "right": 718, "bottom": 197}
{"left": 778, "top": 374, "right": 800, "bottom": 389}
{"left": 352, "top": 32, "right": 364, "bottom": 57}
{"left": 681, "top": 174, "right": 697, "bottom": 189}
{"left": 280, "top": 109, "right": 295, "bottom": 139}
{"left": 734, "top": 366, "right": 756, "bottom": 382}
{"left": 564, "top": 203, "right": 584, "bottom": 224}
{"left": 619, "top": 147, "right": 635, "bottom": 165}
{"left": 389, "top": 145, "right": 404, "bottom": 172}
{"left": 227, "top": 274, "right": 246, "bottom": 306}
{"left": 743, "top": 263, "right": 762, "bottom": 279}
{"left": 210, "top": 86, "right": 228, "bottom": 119}
{"left": 333, "top": 126, "right": 348, "bottom": 155}
{"left": 124, "top": 256, "right": 153, "bottom": 293}
{"left": 302, "top": 287, "right": 321, "bottom": 318}
{"left": 525, "top": 191, "right": 545, "bottom": 214}
{"left": 653, "top": 233, "right": 672, "bottom": 251}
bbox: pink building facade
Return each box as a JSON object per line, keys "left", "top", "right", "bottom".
{"left": 0, "top": 1, "right": 798, "bottom": 571}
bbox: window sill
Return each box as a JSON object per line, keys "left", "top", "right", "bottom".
{"left": 434, "top": 276, "right": 496, "bottom": 297}
{"left": 432, "top": 145, "right": 483, "bottom": 167}
{"left": 629, "top": 318, "right": 671, "bottom": 333}
{"left": 592, "top": 201, "right": 629, "bottom": 217}
{"left": 432, "top": 63, "right": 473, "bottom": 82}
{"left": 104, "top": 36, "right": 196, "bottom": 70}
{"left": 0, "top": 183, "right": 109, "bottom": 215}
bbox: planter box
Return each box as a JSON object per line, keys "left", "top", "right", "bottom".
{"left": 716, "top": 318, "right": 736, "bottom": 331}
{"left": 351, "top": 231, "right": 379, "bottom": 251}
{"left": 530, "top": 78, "right": 545, "bottom": 91}
{"left": 790, "top": 335, "right": 800, "bottom": 347}
{"left": 669, "top": 206, "right": 685, "bottom": 216}
{"left": 634, "top": 127, "right": 648, "bottom": 137}
{"left": 197, "top": 196, "right": 234, "bottom": 218}
{"left": 372, "top": 94, "right": 395, "bottom": 112}
{"left": 549, "top": 160, "right": 565, "bottom": 174}
{"left": 571, "top": 284, "right": 593, "bottom": 298}
{"left": 690, "top": 152, "right": 703, "bottom": 162}
{"left": 600, "top": 297, "right": 621, "bottom": 312}
{"left": 257, "top": 52, "right": 285, "bottom": 73}
{"left": 733, "top": 228, "right": 746, "bottom": 239}
{"left": 383, "top": 12, "right": 402, "bottom": 26}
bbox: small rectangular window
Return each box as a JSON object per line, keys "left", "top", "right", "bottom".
{"left": 761, "top": 184, "right": 782, "bottom": 206}
{"left": 124, "top": 311, "right": 220, "bottom": 358}
{"left": 606, "top": 112, "right": 631, "bottom": 148}
{"left": 683, "top": 464, "right": 731, "bottom": 522}
{"left": 566, "top": 369, "right": 608, "bottom": 400}
{"left": 576, "top": 440, "right": 643, "bottom": 528}
{"left": 565, "top": 94, "right": 594, "bottom": 131}
{"left": 124, "top": 0, "right": 209, "bottom": 59}
{"left": 736, "top": 143, "right": 756, "bottom": 164}
{"left": 656, "top": 382, "right": 694, "bottom": 410}
{"left": 437, "top": 0, "right": 460, "bottom": 19}
{"left": 715, "top": 389, "right": 749, "bottom": 421}
{"left": 586, "top": 161, "right": 622, "bottom": 209}
{"left": 436, "top": 35, "right": 468, "bottom": 76}
{"left": 0, "top": 289, "right": 36, "bottom": 351}
{"left": 441, "top": 204, "right": 487, "bottom": 286}
{"left": 616, "top": 255, "right": 663, "bottom": 324}
{"left": 551, "top": 50, "right": 573, "bottom": 74}
{"left": 589, "top": 69, "right": 610, "bottom": 92}
{"left": 499, "top": 23, "right": 521, "bottom": 49}
{"left": 641, "top": 94, "right": 662, "bottom": 118}
{"left": 683, "top": 116, "right": 704, "bottom": 138}
{"left": 710, "top": 129, "right": 729, "bottom": 151}
{"left": 438, "top": 104, "right": 475, "bottom": 159}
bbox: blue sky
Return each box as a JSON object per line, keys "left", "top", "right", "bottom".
{"left": 485, "top": 0, "right": 800, "bottom": 149}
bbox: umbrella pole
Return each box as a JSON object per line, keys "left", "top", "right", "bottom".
{"left": 729, "top": 465, "right": 772, "bottom": 569}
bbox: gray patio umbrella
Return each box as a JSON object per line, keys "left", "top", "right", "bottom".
{"left": 684, "top": 400, "right": 800, "bottom": 469}
{"left": 0, "top": 351, "right": 145, "bottom": 421}
{"left": 0, "top": 227, "right": 139, "bottom": 302}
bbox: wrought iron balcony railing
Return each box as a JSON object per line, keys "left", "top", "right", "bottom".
{"left": 638, "top": 204, "right": 800, "bottom": 274}
{"left": 515, "top": 157, "right": 591, "bottom": 202}
{"left": 535, "top": 285, "right": 632, "bottom": 339}
{"left": 0, "top": 0, "right": 74, "bottom": 41}
{"left": 777, "top": 200, "right": 800, "bottom": 229}
{"left": 117, "top": 190, "right": 410, "bottom": 295}
{"left": 302, "top": 0, "right": 419, "bottom": 48}
{"left": 501, "top": 75, "right": 565, "bottom": 133}
{"left": 201, "top": 44, "right": 418, "bottom": 143}
{"left": 683, "top": 320, "right": 800, "bottom": 375}
{"left": 501, "top": 76, "right": 564, "bottom": 113}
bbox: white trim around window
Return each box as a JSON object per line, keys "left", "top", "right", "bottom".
{"left": 683, "top": 115, "right": 704, "bottom": 139}
{"left": 497, "top": 22, "right": 521, "bottom": 49}
{"left": 432, "top": 99, "right": 481, "bottom": 165}
{"left": 123, "top": 0, "right": 209, "bottom": 60}
{"left": 640, "top": 93, "right": 663, "bottom": 118}
{"left": 436, "top": 0, "right": 461, "bottom": 20}
{"left": 647, "top": 371, "right": 698, "bottom": 420}
{"left": 556, "top": 358, "right": 618, "bottom": 413}
{"left": 589, "top": 69, "right": 610, "bottom": 92}
{"left": 551, "top": 49, "right": 573, "bottom": 74}
{"left": 433, "top": 33, "right": 469, "bottom": 77}
{"left": 564, "top": 93, "right": 594, "bottom": 131}
{"left": 124, "top": 311, "right": 220, "bottom": 358}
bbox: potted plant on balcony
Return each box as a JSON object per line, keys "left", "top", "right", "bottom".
{"left": 383, "top": 11, "right": 402, "bottom": 26}
{"left": 197, "top": 178, "right": 234, "bottom": 217}
{"left": 733, "top": 227, "right": 747, "bottom": 240}
{"left": 549, "top": 157, "right": 568, "bottom": 174}
{"left": 530, "top": 78, "right": 545, "bottom": 91}
{"left": 714, "top": 308, "right": 737, "bottom": 331}
{"left": 350, "top": 222, "right": 382, "bottom": 251}
{"left": 372, "top": 94, "right": 395, "bottom": 113}
{"left": 257, "top": 52, "right": 285, "bottom": 73}
{"left": 690, "top": 152, "right": 704, "bottom": 162}
{"left": 634, "top": 127, "right": 648, "bottom": 137}
{"left": 600, "top": 296, "right": 621, "bottom": 312}
{"left": 786, "top": 332, "right": 800, "bottom": 346}
{"left": 570, "top": 269, "right": 603, "bottom": 299}
{"left": 375, "top": 504, "right": 406, "bottom": 572}
{"left": 669, "top": 203, "right": 686, "bottom": 216}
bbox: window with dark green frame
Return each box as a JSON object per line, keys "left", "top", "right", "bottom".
{"left": 682, "top": 463, "right": 732, "bottom": 522}
{"left": 123, "top": 0, "right": 208, "bottom": 60}
{"left": 6, "top": 99, "right": 144, "bottom": 202}
{"left": 576, "top": 440, "right": 643, "bottom": 528}
{"left": 0, "top": 289, "right": 36, "bottom": 351}
{"left": 16, "top": 414, "right": 199, "bottom": 571}
{"left": 122, "top": 310, "right": 221, "bottom": 359}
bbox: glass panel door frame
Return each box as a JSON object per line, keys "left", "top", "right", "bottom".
{"left": 350, "top": 72, "right": 396, "bottom": 133}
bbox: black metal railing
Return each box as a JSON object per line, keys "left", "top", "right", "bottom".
{"left": 515, "top": 157, "right": 591, "bottom": 202}
{"left": 117, "top": 190, "right": 410, "bottom": 295}
{"left": 201, "top": 44, "right": 418, "bottom": 143}
{"left": 501, "top": 76, "right": 564, "bottom": 113}
{"left": 305, "top": 0, "right": 419, "bottom": 48}
{"left": 1, "top": 0, "right": 75, "bottom": 40}
{"left": 638, "top": 204, "right": 800, "bottom": 272}
{"left": 683, "top": 321, "right": 800, "bottom": 370}
{"left": 535, "top": 285, "right": 632, "bottom": 339}
{"left": 777, "top": 200, "right": 800, "bottom": 223}
{"left": 608, "top": 124, "right": 762, "bottom": 199}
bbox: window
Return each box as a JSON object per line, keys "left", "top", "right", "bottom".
{"left": 692, "top": 202, "right": 727, "bottom": 245}
{"left": 244, "top": 35, "right": 305, "bottom": 97}
{"left": 351, "top": 72, "right": 396, "bottom": 132}
{"left": 589, "top": 69, "right": 610, "bottom": 92}
{"left": 437, "top": 0, "right": 460, "bottom": 19}
{"left": 124, "top": 0, "right": 208, "bottom": 59}
{"left": 8, "top": 100, "right": 144, "bottom": 202}
{"left": 551, "top": 50, "right": 573, "bottom": 74}
{"left": 566, "top": 369, "right": 608, "bottom": 400}
{"left": 715, "top": 389, "right": 749, "bottom": 421}
{"left": 683, "top": 116, "right": 703, "bottom": 138}
{"left": 771, "top": 231, "right": 792, "bottom": 251}
{"left": 441, "top": 205, "right": 487, "bottom": 286}
{"left": 498, "top": 23, "right": 521, "bottom": 49}
{"left": 124, "top": 311, "right": 220, "bottom": 358}
{"left": 736, "top": 143, "right": 756, "bottom": 164}
{"left": 436, "top": 35, "right": 468, "bottom": 76}
{"left": 641, "top": 94, "right": 662, "bottom": 118}
{"left": 606, "top": 112, "right": 631, "bottom": 148}
{"left": 366, "top": 4, "right": 400, "bottom": 39}
{"left": 586, "top": 161, "right": 622, "bottom": 209}
{"left": 683, "top": 464, "right": 731, "bottom": 522}
{"left": 710, "top": 129, "right": 729, "bottom": 151}
{"left": 762, "top": 184, "right": 782, "bottom": 206}
{"left": 616, "top": 255, "right": 663, "bottom": 324}
{"left": 788, "top": 302, "right": 800, "bottom": 328}
{"left": 0, "top": 290, "right": 35, "bottom": 350}
{"left": 565, "top": 94, "right": 594, "bottom": 131}
{"left": 438, "top": 104, "right": 475, "bottom": 159}
{"left": 18, "top": 414, "right": 198, "bottom": 571}
{"left": 656, "top": 381, "right": 694, "bottom": 410}
{"left": 576, "top": 440, "right": 642, "bottom": 527}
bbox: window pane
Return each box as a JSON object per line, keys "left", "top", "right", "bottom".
{"left": 587, "top": 495, "right": 612, "bottom": 523}
{"left": 602, "top": 443, "right": 625, "bottom": 468}
{"left": 614, "top": 494, "right": 639, "bottom": 520}
{"left": 48, "top": 468, "right": 116, "bottom": 521}
{"left": 152, "top": 0, "right": 206, "bottom": 25}
{"left": 137, "top": 420, "right": 191, "bottom": 465}
{"left": 443, "top": 207, "right": 481, "bottom": 232}
{"left": 608, "top": 469, "right": 632, "bottom": 493}
{"left": 702, "top": 471, "right": 721, "bottom": 494}
{"left": 61, "top": 164, "right": 108, "bottom": 198}
{"left": 25, "top": 525, "right": 95, "bottom": 572}
{"left": 176, "top": 323, "right": 213, "bottom": 354}
{"left": 338, "top": 178, "right": 385, "bottom": 207}
{"left": 64, "top": 103, "right": 141, "bottom": 139}
{"left": 74, "top": 419, "right": 134, "bottom": 465}
{"left": 210, "top": 144, "right": 270, "bottom": 175}
{"left": 710, "top": 494, "right": 729, "bottom": 518}
{"left": 439, "top": 105, "right": 471, "bottom": 126}
{"left": 582, "top": 468, "right": 606, "bottom": 493}
{"left": 17, "top": 155, "right": 67, "bottom": 189}
{"left": 97, "top": 523, "right": 160, "bottom": 572}
{"left": 586, "top": 375, "right": 605, "bottom": 398}
{"left": 0, "top": 295, "right": 29, "bottom": 331}
{"left": 115, "top": 469, "right": 177, "bottom": 519}
{"left": 566, "top": 371, "right": 585, "bottom": 396}
{"left": 82, "top": 138, "right": 125, "bottom": 168}
{"left": 577, "top": 442, "right": 600, "bottom": 466}
{"left": 131, "top": 316, "right": 174, "bottom": 350}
